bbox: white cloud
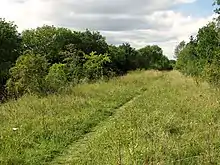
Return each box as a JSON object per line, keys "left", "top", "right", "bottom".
{"left": 0, "top": 0, "right": 214, "bottom": 59}
{"left": 0, "top": 0, "right": 54, "bottom": 30}
{"left": 101, "top": 11, "right": 214, "bottom": 58}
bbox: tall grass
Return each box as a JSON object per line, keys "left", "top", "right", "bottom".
{"left": 2, "top": 70, "right": 220, "bottom": 165}
{"left": 53, "top": 71, "right": 220, "bottom": 165}
{"left": 0, "top": 71, "right": 160, "bottom": 165}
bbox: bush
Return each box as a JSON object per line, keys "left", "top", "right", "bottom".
{"left": 6, "top": 52, "right": 48, "bottom": 97}
{"left": 61, "top": 44, "right": 86, "bottom": 82}
{"left": 202, "top": 59, "right": 220, "bottom": 87}
{"left": 45, "top": 63, "right": 68, "bottom": 93}
{"left": 83, "top": 52, "right": 111, "bottom": 80}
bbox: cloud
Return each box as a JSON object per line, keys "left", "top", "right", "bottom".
{"left": 101, "top": 11, "right": 214, "bottom": 58}
{"left": 0, "top": 0, "right": 214, "bottom": 59}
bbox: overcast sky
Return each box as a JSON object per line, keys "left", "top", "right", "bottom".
{"left": 0, "top": 0, "right": 216, "bottom": 59}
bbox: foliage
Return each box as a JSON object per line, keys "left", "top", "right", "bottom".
{"left": 22, "top": 25, "right": 76, "bottom": 64}
{"left": 0, "top": 18, "right": 174, "bottom": 99}
{"left": 61, "top": 44, "right": 86, "bottom": 81}
{"left": 45, "top": 63, "right": 68, "bottom": 93}
{"left": 6, "top": 52, "right": 48, "bottom": 97}
{"left": 0, "top": 18, "right": 21, "bottom": 85}
{"left": 138, "top": 45, "right": 171, "bottom": 70}
{"left": 175, "top": 1, "right": 220, "bottom": 85}
{"left": 83, "top": 52, "right": 111, "bottom": 80}
{"left": 107, "top": 44, "right": 140, "bottom": 74}
{"left": 107, "top": 45, "right": 127, "bottom": 75}
{"left": 214, "top": 0, "right": 220, "bottom": 21}
{"left": 73, "top": 29, "right": 109, "bottom": 55}
{"left": 175, "top": 20, "right": 220, "bottom": 86}
{"left": 174, "top": 41, "right": 185, "bottom": 59}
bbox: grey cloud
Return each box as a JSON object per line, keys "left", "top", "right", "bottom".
{"left": 42, "top": 0, "right": 180, "bottom": 32}
{"left": 55, "top": 0, "right": 178, "bottom": 15}
{"left": 101, "top": 30, "right": 177, "bottom": 46}
{"left": 55, "top": 14, "right": 173, "bottom": 31}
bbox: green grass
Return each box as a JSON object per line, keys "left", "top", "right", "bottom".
{"left": 1, "top": 70, "right": 220, "bottom": 164}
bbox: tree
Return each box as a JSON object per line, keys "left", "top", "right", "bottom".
{"left": 74, "top": 29, "right": 109, "bottom": 55}
{"left": 174, "top": 41, "right": 186, "bottom": 59}
{"left": 119, "top": 43, "right": 140, "bottom": 71}
{"left": 22, "top": 25, "right": 77, "bottom": 64}
{"left": 138, "top": 45, "right": 165, "bottom": 69}
{"left": 213, "top": 0, "right": 220, "bottom": 21}
{"left": 0, "top": 18, "right": 21, "bottom": 86}
{"left": 6, "top": 52, "right": 49, "bottom": 97}
{"left": 107, "top": 45, "right": 127, "bottom": 74}
{"left": 196, "top": 22, "right": 219, "bottom": 62}
{"left": 175, "top": 37, "right": 199, "bottom": 76}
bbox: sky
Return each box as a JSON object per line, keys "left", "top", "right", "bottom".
{"left": 0, "top": 0, "right": 216, "bottom": 59}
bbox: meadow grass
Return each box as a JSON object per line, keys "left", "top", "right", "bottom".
{"left": 0, "top": 70, "right": 161, "bottom": 165}
{"left": 2, "top": 70, "right": 220, "bottom": 165}
{"left": 52, "top": 71, "right": 220, "bottom": 165}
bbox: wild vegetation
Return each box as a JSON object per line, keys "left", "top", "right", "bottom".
{"left": 1, "top": 0, "right": 220, "bottom": 165}
{"left": 2, "top": 71, "right": 220, "bottom": 164}
{"left": 0, "top": 19, "right": 173, "bottom": 102}
{"left": 175, "top": 0, "right": 220, "bottom": 87}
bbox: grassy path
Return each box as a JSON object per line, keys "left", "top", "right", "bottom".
{"left": 2, "top": 71, "right": 220, "bottom": 164}
{"left": 51, "top": 79, "right": 154, "bottom": 165}
{"left": 0, "top": 70, "right": 161, "bottom": 165}
{"left": 52, "top": 71, "right": 220, "bottom": 165}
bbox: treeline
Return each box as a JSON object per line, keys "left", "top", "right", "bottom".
{"left": 0, "top": 19, "right": 174, "bottom": 102}
{"left": 175, "top": 1, "right": 220, "bottom": 86}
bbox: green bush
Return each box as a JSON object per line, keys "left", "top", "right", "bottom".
{"left": 45, "top": 63, "right": 68, "bottom": 93}
{"left": 6, "top": 52, "right": 48, "bottom": 97}
{"left": 202, "top": 59, "right": 220, "bottom": 87}
{"left": 83, "top": 52, "right": 111, "bottom": 80}
{"left": 61, "top": 44, "right": 86, "bottom": 82}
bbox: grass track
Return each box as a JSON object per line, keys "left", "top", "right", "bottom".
{"left": 0, "top": 70, "right": 160, "bottom": 165}
{"left": 2, "top": 71, "right": 220, "bottom": 165}
{"left": 52, "top": 71, "right": 220, "bottom": 165}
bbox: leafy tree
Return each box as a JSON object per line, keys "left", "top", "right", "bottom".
{"left": 0, "top": 18, "right": 21, "bottom": 85}
{"left": 22, "top": 25, "right": 77, "bottom": 64}
{"left": 175, "top": 15, "right": 220, "bottom": 86}
{"left": 174, "top": 41, "right": 186, "bottom": 59}
{"left": 6, "top": 52, "right": 48, "bottom": 97}
{"left": 138, "top": 45, "right": 165, "bottom": 69}
{"left": 175, "top": 36, "right": 199, "bottom": 77}
{"left": 107, "top": 45, "right": 127, "bottom": 74}
{"left": 155, "top": 55, "right": 172, "bottom": 70}
{"left": 74, "top": 29, "right": 109, "bottom": 55}
{"left": 196, "top": 22, "right": 219, "bottom": 61}
{"left": 119, "top": 43, "right": 140, "bottom": 71}
{"left": 169, "top": 60, "right": 176, "bottom": 69}
{"left": 214, "top": 0, "right": 220, "bottom": 21}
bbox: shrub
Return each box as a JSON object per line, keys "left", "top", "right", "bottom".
{"left": 6, "top": 52, "right": 48, "bottom": 97}
{"left": 83, "top": 52, "right": 111, "bottom": 80}
{"left": 45, "top": 63, "right": 68, "bottom": 93}
{"left": 202, "top": 59, "right": 220, "bottom": 87}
